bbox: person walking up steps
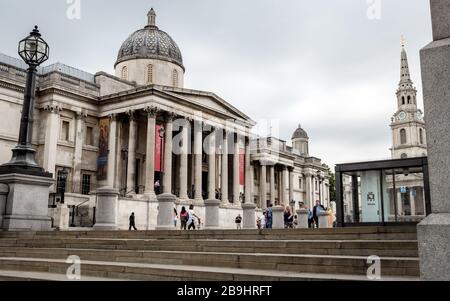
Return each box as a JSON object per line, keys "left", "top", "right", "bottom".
{"left": 129, "top": 212, "right": 137, "bottom": 231}
{"left": 235, "top": 214, "right": 242, "bottom": 230}
{"left": 187, "top": 204, "right": 199, "bottom": 230}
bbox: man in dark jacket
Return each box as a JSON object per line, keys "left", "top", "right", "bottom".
{"left": 129, "top": 212, "right": 137, "bottom": 231}
{"left": 313, "top": 200, "right": 325, "bottom": 228}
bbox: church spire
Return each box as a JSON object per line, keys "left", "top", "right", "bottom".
{"left": 147, "top": 8, "right": 156, "bottom": 27}
{"left": 399, "top": 36, "right": 413, "bottom": 87}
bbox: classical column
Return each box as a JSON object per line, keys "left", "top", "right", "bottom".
{"left": 260, "top": 163, "right": 267, "bottom": 209}
{"left": 106, "top": 114, "right": 117, "bottom": 188}
{"left": 42, "top": 103, "right": 61, "bottom": 180}
{"left": 244, "top": 137, "right": 252, "bottom": 204}
{"left": 126, "top": 111, "right": 137, "bottom": 196}
{"left": 72, "top": 111, "right": 86, "bottom": 193}
{"left": 221, "top": 130, "right": 229, "bottom": 204}
{"left": 193, "top": 120, "right": 203, "bottom": 201}
{"left": 115, "top": 119, "right": 123, "bottom": 190}
{"left": 282, "top": 166, "right": 289, "bottom": 206}
{"left": 305, "top": 171, "right": 313, "bottom": 209}
{"left": 289, "top": 167, "right": 294, "bottom": 206}
{"left": 179, "top": 120, "right": 189, "bottom": 200}
{"left": 269, "top": 165, "right": 275, "bottom": 206}
{"left": 208, "top": 128, "right": 216, "bottom": 200}
{"left": 144, "top": 107, "right": 157, "bottom": 199}
{"left": 233, "top": 133, "right": 240, "bottom": 205}
{"left": 163, "top": 113, "right": 174, "bottom": 194}
{"left": 418, "top": 0, "right": 450, "bottom": 280}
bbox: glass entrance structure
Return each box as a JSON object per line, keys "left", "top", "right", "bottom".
{"left": 335, "top": 157, "right": 431, "bottom": 227}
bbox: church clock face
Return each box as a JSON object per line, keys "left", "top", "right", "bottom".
{"left": 398, "top": 111, "right": 407, "bottom": 121}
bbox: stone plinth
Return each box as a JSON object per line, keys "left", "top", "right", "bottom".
{"left": 318, "top": 212, "right": 329, "bottom": 229}
{"left": 418, "top": 8, "right": 450, "bottom": 279}
{"left": 93, "top": 187, "right": 119, "bottom": 230}
{"left": 156, "top": 193, "right": 176, "bottom": 230}
{"left": 0, "top": 173, "right": 53, "bottom": 231}
{"left": 296, "top": 208, "right": 309, "bottom": 229}
{"left": 242, "top": 203, "right": 256, "bottom": 229}
{"left": 272, "top": 206, "right": 284, "bottom": 229}
{"left": 204, "top": 199, "right": 221, "bottom": 229}
{"left": 49, "top": 204, "right": 70, "bottom": 230}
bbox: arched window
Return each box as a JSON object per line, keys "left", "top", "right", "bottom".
{"left": 172, "top": 69, "right": 178, "bottom": 87}
{"left": 401, "top": 96, "right": 405, "bottom": 105}
{"left": 147, "top": 64, "right": 153, "bottom": 84}
{"left": 121, "top": 66, "right": 128, "bottom": 81}
{"left": 400, "top": 129, "right": 407, "bottom": 145}
{"left": 419, "top": 128, "right": 424, "bottom": 145}
{"left": 407, "top": 96, "right": 411, "bottom": 104}
{"left": 401, "top": 153, "right": 408, "bottom": 159}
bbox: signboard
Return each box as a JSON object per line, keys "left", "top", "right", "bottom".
{"left": 97, "top": 117, "right": 110, "bottom": 181}
{"left": 155, "top": 124, "right": 165, "bottom": 172}
{"left": 239, "top": 149, "right": 245, "bottom": 185}
{"left": 367, "top": 192, "right": 376, "bottom": 206}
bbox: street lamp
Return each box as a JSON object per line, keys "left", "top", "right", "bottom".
{"left": 158, "top": 126, "right": 165, "bottom": 194}
{"left": 0, "top": 26, "right": 50, "bottom": 176}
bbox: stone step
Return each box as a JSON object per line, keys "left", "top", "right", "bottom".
{"left": 0, "top": 226, "right": 418, "bottom": 241}
{"left": 0, "top": 257, "right": 420, "bottom": 281}
{"left": 0, "top": 239, "right": 419, "bottom": 257}
{"left": 0, "top": 248, "right": 420, "bottom": 277}
{"left": 0, "top": 270, "right": 128, "bottom": 281}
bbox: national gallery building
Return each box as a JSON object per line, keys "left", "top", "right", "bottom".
{"left": 0, "top": 10, "right": 330, "bottom": 229}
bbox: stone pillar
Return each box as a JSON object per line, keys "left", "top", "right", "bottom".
{"left": 207, "top": 129, "right": 216, "bottom": 200}
{"left": 296, "top": 208, "right": 309, "bottom": 229}
{"left": 233, "top": 133, "right": 240, "bottom": 205}
{"left": 107, "top": 114, "right": 117, "bottom": 188}
{"left": 282, "top": 166, "right": 289, "bottom": 206}
{"left": 72, "top": 111, "right": 86, "bottom": 193}
{"left": 179, "top": 121, "right": 189, "bottom": 200}
{"left": 318, "top": 211, "right": 329, "bottom": 229}
{"left": 418, "top": 0, "right": 450, "bottom": 280}
{"left": 244, "top": 137, "right": 252, "bottom": 204}
{"left": 272, "top": 205, "right": 284, "bottom": 229}
{"left": 260, "top": 163, "right": 267, "bottom": 209}
{"left": 194, "top": 121, "right": 203, "bottom": 201}
{"left": 93, "top": 187, "right": 119, "bottom": 230}
{"left": 204, "top": 199, "right": 221, "bottom": 229}
{"left": 126, "top": 111, "right": 137, "bottom": 196}
{"left": 43, "top": 104, "right": 61, "bottom": 181}
{"left": 163, "top": 114, "right": 174, "bottom": 194}
{"left": 269, "top": 165, "right": 275, "bottom": 206}
{"left": 115, "top": 119, "right": 123, "bottom": 190}
{"left": 289, "top": 167, "right": 294, "bottom": 206}
{"left": 221, "top": 130, "right": 229, "bottom": 204}
{"left": 156, "top": 193, "right": 176, "bottom": 230}
{"left": 305, "top": 171, "right": 313, "bottom": 209}
{"left": 144, "top": 107, "right": 157, "bottom": 200}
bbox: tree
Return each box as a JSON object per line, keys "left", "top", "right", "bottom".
{"left": 323, "top": 164, "right": 336, "bottom": 202}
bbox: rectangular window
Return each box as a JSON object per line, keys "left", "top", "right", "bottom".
{"left": 299, "top": 177, "right": 303, "bottom": 189}
{"left": 85, "top": 126, "right": 94, "bottom": 146}
{"left": 56, "top": 169, "right": 69, "bottom": 193}
{"left": 81, "top": 174, "right": 92, "bottom": 195}
{"left": 61, "top": 120, "right": 70, "bottom": 141}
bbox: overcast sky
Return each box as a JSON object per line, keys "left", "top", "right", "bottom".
{"left": 0, "top": 0, "right": 433, "bottom": 169}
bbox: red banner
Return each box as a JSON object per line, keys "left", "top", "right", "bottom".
{"left": 97, "top": 118, "right": 110, "bottom": 181}
{"left": 155, "top": 124, "right": 165, "bottom": 172}
{"left": 239, "top": 149, "right": 245, "bottom": 186}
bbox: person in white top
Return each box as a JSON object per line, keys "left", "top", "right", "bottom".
{"left": 187, "top": 204, "right": 200, "bottom": 230}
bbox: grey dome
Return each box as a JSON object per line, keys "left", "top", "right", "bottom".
{"left": 292, "top": 125, "right": 309, "bottom": 140}
{"left": 115, "top": 9, "right": 183, "bottom": 69}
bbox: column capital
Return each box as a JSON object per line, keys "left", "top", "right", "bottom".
{"left": 76, "top": 110, "right": 88, "bottom": 120}
{"left": 44, "top": 102, "right": 62, "bottom": 114}
{"left": 108, "top": 113, "right": 118, "bottom": 121}
{"left": 144, "top": 106, "right": 159, "bottom": 118}
{"left": 126, "top": 110, "right": 136, "bottom": 121}
{"left": 164, "top": 111, "right": 176, "bottom": 122}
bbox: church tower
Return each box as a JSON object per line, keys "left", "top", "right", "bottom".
{"left": 390, "top": 40, "right": 427, "bottom": 159}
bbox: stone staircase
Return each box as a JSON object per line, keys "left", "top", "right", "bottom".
{"left": 0, "top": 226, "right": 420, "bottom": 281}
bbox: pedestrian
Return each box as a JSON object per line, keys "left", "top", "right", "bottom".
{"left": 306, "top": 206, "right": 314, "bottom": 228}
{"left": 187, "top": 204, "right": 199, "bottom": 230}
{"left": 180, "top": 206, "right": 189, "bottom": 230}
{"left": 265, "top": 204, "right": 273, "bottom": 229}
{"left": 284, "top": 205, "right": 294, "bottom": 229}
{"left": 313, "top": 200, "right": 326, "bottom": 228}
{"left": 154, "top": 180, "right": 161, "bottom": 195}
{"left": 260, "top": 212, "right": 266, "bottom": 229}
{"left": 173, "top": 207, "right": 178, "bottom": 227}
{"left": 129, "top": 212, "right": 137, "bottom": 231}
{"left": 235, "top": 214, "right": 242, "bottom": 230}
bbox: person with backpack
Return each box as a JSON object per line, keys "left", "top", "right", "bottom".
{"left": 235, "top": 214, "right": 242, "bottom": 230}
{"left": 187, "top": 204, "right": 199, "bottom": 230}
{"left": 180, "top": 206, "right": 189, "bottom": 230}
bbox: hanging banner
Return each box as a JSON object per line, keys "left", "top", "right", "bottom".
{"left": 155, "top": 124, "right": 165, "bottom": 172}
{"left": 97, "top": 117, "right": 110, "bottom": 181}
{"left": 239, "top": 149, "right": 245, "bottom": 185}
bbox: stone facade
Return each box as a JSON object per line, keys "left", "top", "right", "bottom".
{"left": 0, "top": 9, "right": 329, "bottom": 230}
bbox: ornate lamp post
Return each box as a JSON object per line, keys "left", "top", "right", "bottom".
{"left": 0, "top": 26, "right": 50, "bottom": 176}
{"left": 158, "top": 126, "right": 165, "bottom": 194}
